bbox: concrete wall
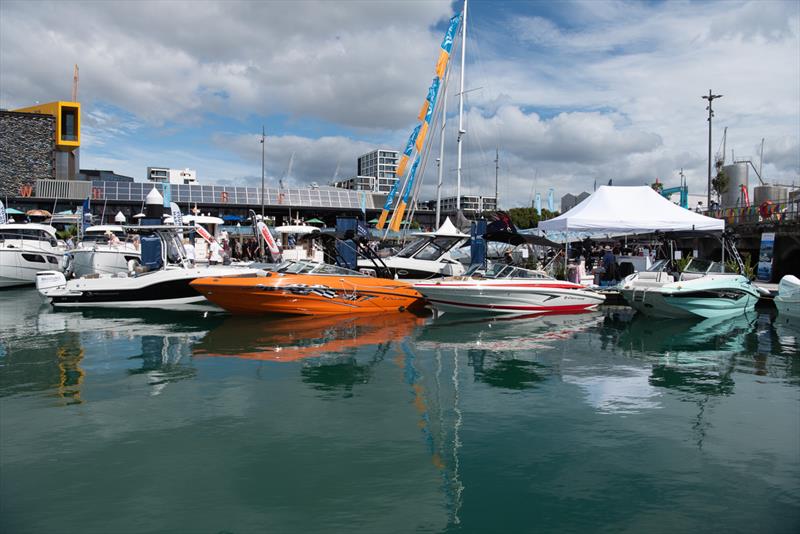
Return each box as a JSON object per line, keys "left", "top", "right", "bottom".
{"left": 0, "top": 111, "right": 55, "bottom": 196}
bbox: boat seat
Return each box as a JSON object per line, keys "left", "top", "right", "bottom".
{"left": 634, "top": 271, "right": 674, "bottom": 287}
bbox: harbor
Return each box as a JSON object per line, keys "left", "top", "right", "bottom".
{"left": 1, "top": 0, "right": 800, "bottom": 532}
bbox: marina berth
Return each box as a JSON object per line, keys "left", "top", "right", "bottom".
{"left": 191, "top": 260, "right": 425, "bottom": 316}
{"left": 0, "top": 223, "right": 65, "bottom": 287}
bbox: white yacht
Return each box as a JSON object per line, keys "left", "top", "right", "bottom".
{"left": 66, "top": 225, "right": 141, "bottom": 278}
{"left": 0, "top": 223, "right": 65, "bottom": 288}
{"left": 359, "top": 218, "right": 470, "bottom": 279}
{"left": 36, "top": 225, "right": 258, "bottom": 308}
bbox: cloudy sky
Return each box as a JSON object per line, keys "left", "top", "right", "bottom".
{"left": 1, "top": 0, "right": 798, "bottom": 208}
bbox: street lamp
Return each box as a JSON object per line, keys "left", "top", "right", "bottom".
{"left": 702, "top": 90, "right": 722, "bottom": 210}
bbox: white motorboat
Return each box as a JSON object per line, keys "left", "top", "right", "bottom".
{"left": 413, "top": 263, "right": 605, "bottom": 315}
{"left": 274, "top": 224, "right": 325, "bottom": 262}
{"left": 359, "top": 217, "right": 470, "bottom": 279}
{"left": 0, "top": 223, "right": 65, "bottom": 287}
{"left": 36, "top": 225, "right": 258, "bottom": 308}
{"left": 66, "top": 225, "right": 141, "bottom": 278}
{"left": 620, "top": 258, "right": 760, "bottom": 319}
{"left": 775, "top": 275, "right": 800, "bottom": 317}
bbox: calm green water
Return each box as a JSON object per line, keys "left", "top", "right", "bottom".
{"left": 1, "top": 288, "right": 798, "bottom": 534}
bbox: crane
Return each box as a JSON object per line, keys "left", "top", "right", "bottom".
{"left": 71, "top": 64, "right": 79, "bottom": 102}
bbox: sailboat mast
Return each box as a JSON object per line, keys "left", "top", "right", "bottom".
{"left": 494, "top": 147, "right": 499, "bottom": 208}
{"left": 456, "top": 0, "right": 467, "bottom": 210}
{"left": 436, "top": 75, "right": 448, "bottom": 228}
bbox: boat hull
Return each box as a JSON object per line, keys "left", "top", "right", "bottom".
{"left": 414, "top": 280, "right": 605, "bottom": 315}
{"left": 191, "top": 274, "right": 425, "bottom": 315}
{"left": 0, "top": 247, "right": 64, "bottom": 287}
{"left": 620, "top": 275, "right": 759, "bottom": 319}
{"left": 38, "top": 266, "right": 256, "bottom": 308}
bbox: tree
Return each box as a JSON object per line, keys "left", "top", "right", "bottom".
{"left": 711, "top": 168, "right": 729, "bottom": 201}
{"left": 507, "top": 207, "right": 560, "bottom": 229}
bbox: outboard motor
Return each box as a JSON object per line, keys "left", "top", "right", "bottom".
{"left": 36, "top": 271, "right": 67, "bottom": 293}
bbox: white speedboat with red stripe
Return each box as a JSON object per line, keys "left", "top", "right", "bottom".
{"left": 413, "top": 263, "right": 605, "bottom": 315}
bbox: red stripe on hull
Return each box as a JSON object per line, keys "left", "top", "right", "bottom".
{"left": 428, "top": 298, "right": 598, "bottom": 313}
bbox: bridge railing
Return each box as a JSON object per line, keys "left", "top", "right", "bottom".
{"left": 702, "top": 198, "right": 799, "bottom": 226}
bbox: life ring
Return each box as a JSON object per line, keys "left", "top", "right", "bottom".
{"left": 759, "top": 201, "right": 774, "bottom": 219}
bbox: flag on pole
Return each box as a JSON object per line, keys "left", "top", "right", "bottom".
{"left": 360, "top": 191, "right": 367, "bottom": 216}
{"left": 389, "top": 155, "right": 421, "bottom": 232}
{"left": 0, "top": 200, "right": 6, "bottom": 225}
{"left": 534, "top": 193, "right": 541, "bottom": 215}
{"left": 395, "top": 124, "right": 421, "bottom": 180}
{"left": 547, "top": 189, "right": 554, "bottom": 212}
{"left": 417, "top": 76, "right": 440, "bottom": 121}
{"left": 163, "top": 183, "right": 171, "bottom": 208}
{"left": 435, "top": 14, "right": 461, "bottom": 77}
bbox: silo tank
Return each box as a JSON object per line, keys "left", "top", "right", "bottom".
{"left": 753, "top": 185, "right": 789, "bottom": 206}
{"left": 721, "top": 163, "right": 748, "bottom": 208}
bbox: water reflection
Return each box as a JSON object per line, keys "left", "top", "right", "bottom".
{"left": 613, "top": 312, "right": 757, "bottom": 355}
{"left": 0, "top": 290, "right": 222, "bottom": 400}
{"left": 195, "top": 312, "right": 426, "bottom": 363}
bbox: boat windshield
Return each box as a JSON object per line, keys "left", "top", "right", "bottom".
{"left": 646, "top": 259, "right": 671, "bottom": 272}
{"left": 683, "top": 258, "right": 724, "bottom": 274}
{"left": 278, "top": 260, "right": 365, "bottom": 277}
{"left": 396, "top": 237, "right": 430, "bottom": 258}
{"left": 482, "top": 263, "right": 553, "bottom": 280}
{"left": 81, "top": 231, "right": 127, "bottom": 243}
{"left": 412, "top": 236, "right": 463, "bottom": 261}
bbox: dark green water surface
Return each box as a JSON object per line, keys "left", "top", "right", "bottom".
{"left": 1, "top": 288, "right": 798, "bottom": 533}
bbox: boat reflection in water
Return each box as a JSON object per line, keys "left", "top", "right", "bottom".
{"left": 194, "top": 311, "right": 427, "bottom": 363}
{"left": 0, "top": 292, "right": 221, "bottom": 401}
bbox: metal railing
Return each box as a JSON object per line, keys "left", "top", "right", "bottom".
{"left": 701, "top": 198, "right": 799, "bottom": 226}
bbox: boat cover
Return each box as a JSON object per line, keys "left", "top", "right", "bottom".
{"left": 538, "top": 186, "right": 725, "bottom": 234}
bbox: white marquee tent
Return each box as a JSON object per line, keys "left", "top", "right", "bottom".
{"left": 537, "top": 186, "right": 724, "bottom": 237}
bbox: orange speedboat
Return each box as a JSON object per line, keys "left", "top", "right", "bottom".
{"left": 190, "top": 261, "right": 425, "bottom": 316}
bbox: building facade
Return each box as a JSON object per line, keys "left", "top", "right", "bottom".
{"left": 147, "top": 167, "right": 198, "bottom": 185}
{"left": 434, "top": 195, "right": 498, "bottom": 214}
{"left": 561, "top": 191, "right": 590, "bottom": 213}
{"left": 12, "top": 101, "right": 81, "bottom": 181}
{"left": 0, "top": 110, "right": 56, "bottom": 196}
{"left": 357, "top": 149, "right": 398, "bottom": 181}
{"left": 332, "top": 175, "right": 399, "bottom": 194}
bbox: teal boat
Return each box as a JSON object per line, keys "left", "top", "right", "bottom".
{"left": 620, "top": 259, "right": 760, "bottom": 319}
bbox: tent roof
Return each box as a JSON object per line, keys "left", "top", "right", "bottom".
{"left": 418, "top": 217, "right": 469, "bottom": 238}
{"left": 538, "top": 186, "right": 724, "bottom": 235}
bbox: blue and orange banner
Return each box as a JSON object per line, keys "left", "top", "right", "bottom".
{"left": 389, "top": 156, "right": 421, "bottom": 232}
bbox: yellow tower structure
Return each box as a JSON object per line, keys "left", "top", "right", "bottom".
{"left": 13, "top": 101, "right": 81, "bottom": 179}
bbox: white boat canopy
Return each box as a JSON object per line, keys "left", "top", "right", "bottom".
{"left": 538, "top": 186, "right": 725, "bottom": 236}
{"left": 418, "top": 216, "right": 470, "bottom": 238}
{"left": 274, "top": 225, "right": 320, "bottom": 235}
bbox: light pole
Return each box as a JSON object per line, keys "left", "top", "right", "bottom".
{"left": 260, "top": 125, "right": 266, "bottom": 218}
{"left": 702, "top": 90, "right": 722, "bottom": 210}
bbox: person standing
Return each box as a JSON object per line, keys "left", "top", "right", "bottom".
{"left": 183, "top": 238, "right": 196, "bottom": 267}
{"left": 208, "top": 237, "right": 223, "bottom": 266}
{"left": 602, "top": 246, "right": 617, "bottom": 282}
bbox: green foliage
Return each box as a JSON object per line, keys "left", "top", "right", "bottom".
{"left": 676, "top": 254, "right": 692, "bottom": 272}
{"left": 726, "top": 251, "right": 755, "bottom": 279}
{"left": 507, "top": 207, "right": 560, "bottom": 229}
{"left": 712, "top": 168, "right": 729, "bottom": 197}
